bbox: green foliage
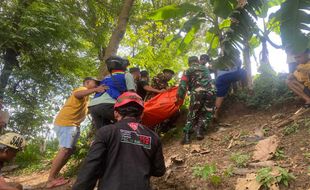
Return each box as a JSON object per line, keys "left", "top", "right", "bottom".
{"left": 230, "top": 152, "right": 250, "bottom": 167}
{"left": 276, "top": 167, "right": 296, "bottom": 187}
{"left": 210, "top": 0, "right": 237, "bottom": 18}
{"left": 283, "top": 122, "right": 299, "bottom": 136}
{"left": 177, "top": 14, "right": 205, "bottom": 54}
{"left": 123, "top": 21, "right": 186, "bottom": 76}
{"left": 256, "top": 167, "right": 296, "bottom": 187}
{"left": 274, "top": 148, "right": 287, "bottom": 160}
{"left": 256, "top": 167, "right": 275, "bottom": 187}
{"left": 193, "top": 163, "right": 222, "bottom": 186}
{"left": 14, "top": 139, "right": 58, "bottom": 173}
{"left": 0, "top": 0, "right": 100, "bottom": 137}
{"left": 275, "top": 0, "right": 310, "bottom": 54}
{"left": 239, "top": 72, "right": 293, "bottom": 109}
{"left": 147, "top": 3, "right": 202, "bottom": 21}
{"left": 193, "top": 163, "right": 217, "bottom": 179}
{"left": 223, "top": 165, "right": 234, "bottom": 177}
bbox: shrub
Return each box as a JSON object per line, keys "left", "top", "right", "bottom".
{"left": 236, "top": 72, "right": 293, "bottom": 109}
{"left": 14, "top": 138, "right": 58, "bottom": 172}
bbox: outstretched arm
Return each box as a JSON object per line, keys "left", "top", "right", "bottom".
{"left": 143, "top": 85, "right": 165, "bottom": 93}
{"left": 74, "top": 86, "right": 107, "bottom": 99}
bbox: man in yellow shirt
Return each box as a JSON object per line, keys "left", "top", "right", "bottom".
{"left": 286, "top": 49, "right": 310, "bottom": 107}
{"left": 47, "top": 77, "right": 106, "bottom": 188}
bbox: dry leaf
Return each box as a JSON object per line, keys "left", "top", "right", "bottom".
{"left": 190, "top": 144, "right": 201, "bottom": 153}
{"left": 235, "top": 173, "right": 261, "bottom": 190}
{"left": 253, "top": 135, "right": 279, "bottom": 161}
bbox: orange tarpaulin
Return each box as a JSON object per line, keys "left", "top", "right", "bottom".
{"left": 142, "top": 87, "right": 181, "bottom": 128}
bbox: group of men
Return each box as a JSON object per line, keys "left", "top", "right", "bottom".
{"left": 46, "top": 53, "right": 247, "bottom": 189}
{"left": 0, "top": 52, "right": 247, "bottom": 190}
{"left": 47, "top": 56, "right": 173, "bottom": 189}
{"left": 177, "top": 54, "right": 246, "bottom": 144}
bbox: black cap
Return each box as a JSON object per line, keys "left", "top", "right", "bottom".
{"left": 163, "top": 69, "right": 175, "bottom": 75}
{"left": 129, "top": 67, "right": 140, "bottom": 73}
{"left": 140, "top": 70, "right": 149, "bottom": 77}
{"left": 188, "top": 56, "right": 199, "bottom": 64}
{"left": 123, "top": 59, "right": 130, "bottom": 67}
{"left": 200, "top": 54, "right": 210, "bottom": 62}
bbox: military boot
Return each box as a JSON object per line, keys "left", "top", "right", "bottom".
{"left": 196, "top": 126, "right": 204, "bottom": 140}
{"left": 181, "top": 133, "right": 191, "bottom": 144}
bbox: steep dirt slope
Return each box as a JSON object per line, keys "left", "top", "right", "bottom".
{"left": 152, "top": 103, "right": 310, "bottom": 190}
{"left": 6, "top": 103, "right": 310, "bottom": 190}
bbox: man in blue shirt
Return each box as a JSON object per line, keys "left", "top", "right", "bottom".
{"left": 211, "top": 57, "right": 246, "bottom": 121}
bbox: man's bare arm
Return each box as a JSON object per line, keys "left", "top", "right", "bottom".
{"left": 74, "top": 86, "right": 107, "bottom": 99}
{"left": 143, "top": 86, "right": 165, "bottom": 93}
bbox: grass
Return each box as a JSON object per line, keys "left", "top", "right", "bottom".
{"left": 14, "top": 139, "right": 58, "bottom": 174}
{"left": 230, "top": 152, "right": 250, "bottom": 167}
{"left": 223, "top": 165, "right": 234, "bottom": 177}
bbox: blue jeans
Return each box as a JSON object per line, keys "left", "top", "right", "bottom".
{"left": 216, "top": 69, "right": 246, "bottom": 97}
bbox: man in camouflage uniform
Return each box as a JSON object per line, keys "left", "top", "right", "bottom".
{"left": 145, "top": 69, "right": 175, "bottom": 101}
{"left": 177, "top": 56, "right": 215, "bottom": 144}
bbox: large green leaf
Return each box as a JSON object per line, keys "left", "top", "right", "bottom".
{"left": 177, "top": 16, "right": 204, "bottom": 54}
{"left": 276, "top": 0, "right": 310, "bottom": 53}
{"left": 219, "top": 19, "right": 231, "bottom": 29}
{"left": 146, "top": 3, "right": 202, "bottom": 21}
{"left": 211, "top": 0, "right": 237, "bottom": 18}
{"left": 268, "top": 0, "right": 286, "bottom": 7}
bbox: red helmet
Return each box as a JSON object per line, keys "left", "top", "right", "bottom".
{"left": 114, "top": 92, "right": 144, "bottom": 109}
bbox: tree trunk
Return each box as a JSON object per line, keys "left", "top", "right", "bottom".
{"left": 243, "top": 39, "right": 252, "bottom": 88}
{"left": 0, "top": 48, "right": 19, "bottom": 99}
{"left": 261, "top": 37, "right": 269, "bottom": 65}
{"left": 98, "top": 0, "right": 135, "bottom": 79}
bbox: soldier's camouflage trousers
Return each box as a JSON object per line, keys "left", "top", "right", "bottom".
{"left": 183, "top": 91, "right": 215, "bottom": 134}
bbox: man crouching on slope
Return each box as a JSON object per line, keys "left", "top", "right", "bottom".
{"left": 73, "top": 92, "right": 166, "bottom": 190}
{"left": 0, "top": 133, "right": 26, "bottom": 190}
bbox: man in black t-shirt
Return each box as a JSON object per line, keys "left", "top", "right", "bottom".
{"left": 137, "top": 71, "right": 165, "bottom": 100}
{"left": 73, "top": 92, "right": 166, "bottom": 190}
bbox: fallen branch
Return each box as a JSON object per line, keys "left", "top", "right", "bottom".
{"left": 276, "top": 108, "right": 310, "bottom": 128}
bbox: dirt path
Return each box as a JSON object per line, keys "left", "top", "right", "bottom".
{"left": 7, "top": 103, "right": 310, "bottom": 190}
